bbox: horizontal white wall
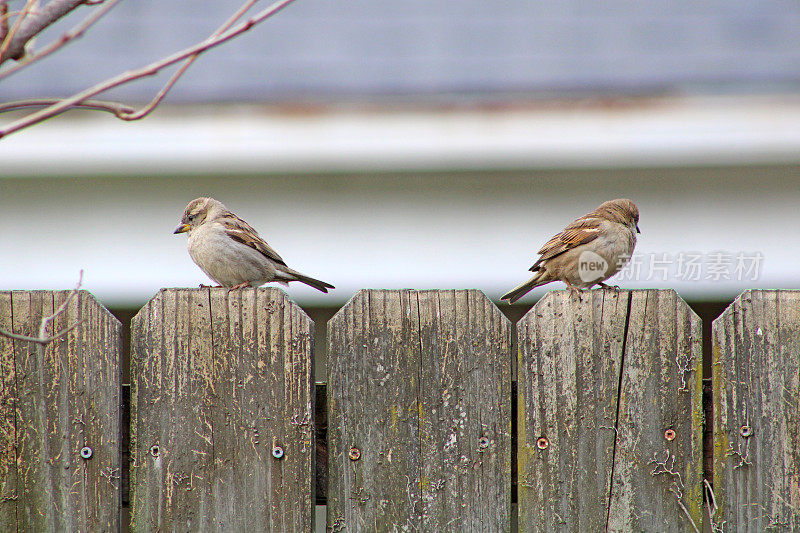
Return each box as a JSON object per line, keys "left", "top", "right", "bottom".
{"left": 1, "top": 97, "right": 798, "bottom": 307}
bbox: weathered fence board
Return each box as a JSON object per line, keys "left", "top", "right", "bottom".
{"left": 130, "top": 288, "right": 315, "bottom": 532}
{"left": 712, "top": 290, "right": 800, "bottom": 530}
{"left": 327, "top": 289, "right": 511, "bottom": 532}
{"left": 517, "top": 289, "right": 703, "bottom": 532}
{"left": 0, "top": 290, "right": 121, "bottom": 532}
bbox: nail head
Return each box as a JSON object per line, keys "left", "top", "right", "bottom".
{"left": 664, "top": 429, "right": 676, "bottom": 441}
{"left": 349, "top": 447, "right": 361, "bottom": 461}
{"left": 272, "top": 446, "right": 284, "bottom": 459}
{"left": 478, "top": 436, "right": 489, "bottom": 449}
{"left": 740, "top": 425, "right": 752, "bottom": 438}
{"left": 150, "top": 445, "right": 160, "bottom": 457}
{"left": 80, "top": 446, "right": 93, "bottom": 459}
{"left": 536, "top": 437, "right": 549, "bottom": 449}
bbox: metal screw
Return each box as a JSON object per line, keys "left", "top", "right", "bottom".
{"left": 740, "top": 425, "right": 752, "bottom": 438}
{"left": 272, "top": 446, "right": 284, "bottom": 459}
{"left": 478, "top": 436, "right": 490, "bottom": 449}
{"left": 349, "top": 447, "right": 361, "bottom": 461}
{"left": 80, "top": 446, "right": 93, "bottom": 459}
{"left": 664, "top": 429, "right": 676, "bottom": 441}
{"left": 536, "top": 437, "right": 549, "bottom": 449}
{"left": 150, "top": 445, "right": 160, "bottom": 457}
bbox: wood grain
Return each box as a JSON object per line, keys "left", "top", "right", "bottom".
{"left": 0, "top": 290, "right": 121, "bottom": 532}
{"left": 327, "top": 289, "right": 511, "bottom": 532}
{"left": 130, "top": 288, "right": 315, "bottom": 532}
{"left": 517, "top": 289, "right": 703, "bottom": 532}
{"left": 712, "top": 290, "right": 800, "bottom": 530}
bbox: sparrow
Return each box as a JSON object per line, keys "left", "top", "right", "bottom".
{"left": 501, "top": 198, "right": 640, "bottom": 303}
{"left": 174, "top": 197, "right": 335, "bottom": 292}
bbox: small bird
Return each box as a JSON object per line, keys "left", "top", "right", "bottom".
{"left": 174, "top": 197, "right": 335, "bottom": 292}
{"left": 501, "top": 198, "right": 640, "bottom": 303}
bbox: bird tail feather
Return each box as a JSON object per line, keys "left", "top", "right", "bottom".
{"left": 500, "top": 273, "right": 548, "bottom": 303}
{"left": 278, "top": 267, "right": 335, "bottom": 293}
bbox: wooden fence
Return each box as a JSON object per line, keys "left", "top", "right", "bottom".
{"left": 0, "top": 288, "right": 798, "bottom": 531}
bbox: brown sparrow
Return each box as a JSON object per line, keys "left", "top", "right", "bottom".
{"left": 174, "top": 197, "right": 335, "bottom": 292}
{"left": 501, "top": 198, "right": 640, "bottom": 303}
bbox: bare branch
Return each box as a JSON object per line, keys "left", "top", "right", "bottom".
{"left": 38, "top": 268, "right": 83, "bottom": 339}
{"left": 0, "top": 0, "right": 298, "bottom": 138}
{"left": 0, "top": 98, "right": 133, "bottom": 115}
{"left": 0, "top": 269, "right": 85, "bottom": 345}
{"left": 0, "top": 0, "right": 37, "bottom": 62}
{"left": 0, "top": 0, "right": 120, "bottom": 80}
{"left": 0, "top": 318, "right": 86, "bottom": 345}
{"left": 1, "top": 4, "right": 9, "bottom": 44}
{"left": 0, "top": 0, "right": 87, "bottom": 64}
{"left": 118, "top": 0, "right": 259, "bottom": 121}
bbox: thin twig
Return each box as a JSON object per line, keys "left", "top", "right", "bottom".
{"left": 0, "top": 269, "right": 85, "bottom": 345}
{"left": 0, "top": 98, "right": 133, "bottom": 115}
{"left": 0, "top": 0, "right": 120, "bottom": 80}
{"left": 0, "top": 0, "right": 297, "bottom": 138}
{"left": 0, "top": 319, "right": 86, "bottom": 345}
{"left": 119, "top": 0, "right": 260, "bottom": 121}
{"left": 38, "top": 269, "right": 83, "bottom": 339}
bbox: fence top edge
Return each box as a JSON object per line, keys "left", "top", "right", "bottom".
{"left": 516, "top": 287, "right": 702, "bottom": 322}
{"left": 131, "top": 286, "right": 312, "bottom": 325}
{"left": 327, "top": 288, "right": 506, "bottom": 325}
{"left": 710, "top": 288, "right": 800, "bottom": 328}
{"left": 1, "top": 289, "right": 122, "bottom": 328}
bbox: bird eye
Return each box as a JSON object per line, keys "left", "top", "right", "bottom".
{"left": 187, "top": 214, "right": 196, "bottom": 222}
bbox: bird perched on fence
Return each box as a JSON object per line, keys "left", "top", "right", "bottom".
{"left": 500, "top": 198, "right": 640, "bottom": 303}
{"left": 174, "top": 197, "right": 335, "bottom": 292}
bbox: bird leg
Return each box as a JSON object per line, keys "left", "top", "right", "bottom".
{"left": 564, "top": 281, "right": 584, "bottom": 302}
{"left": 598, "top": 282, "right": 621, "bottom": 291}
{"left": 227, "top": 282, "right": 251, "bottom": 292}
{"left": 199, "top": 283, "right": 223, "bottom": 288}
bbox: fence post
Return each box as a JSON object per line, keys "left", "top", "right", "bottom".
{"left": 517, "top": 289, "right": 703, "bottom": 531}
{"left": 327, "top": 289, "right": 511, "bottom": 531}
{"left": 0, "top": 290, "right": 121, "bottom": 532}
{"left": 130, "top": 288, "right": 315, "bottom": 532}
{"left": 711, "top": 290, "right": 800, "bottom": 530}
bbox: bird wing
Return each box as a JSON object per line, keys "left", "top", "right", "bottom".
{"left": 222, "top": 213, "right": 287, "bottom": 266}
{"left": 529, "top": 217, "right": 601, "bottom": 271}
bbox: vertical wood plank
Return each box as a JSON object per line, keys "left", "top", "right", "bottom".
{"left": 130, "top": 288, "right": 314, "bottom": 532}
{"left": 0, "top": 290, "right": 121, "bottom": 532}
{"left": 327, "top": 289, "right": 511, "bottom": 532}
{"left": 712, "top": 290, "right": 800, "bottom": 531}
{"left": 517, "top": 289, "right": 703, "bottom": 532}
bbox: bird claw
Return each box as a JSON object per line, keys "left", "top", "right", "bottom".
{"left": 566, "top": 284, "right": 584, "bottom": 302}
{"left": 598, "top": 282, "right": 621, "bottom": 291}
{"left": 227, "top": 282, "right": 250, "bottom": 292}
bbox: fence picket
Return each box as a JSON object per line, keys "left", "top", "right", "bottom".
{"left": 517, "top": 289, "right": 703, "bottom": 531}
{"left": 327, "top": 289, "right": 511, "bottom": 532}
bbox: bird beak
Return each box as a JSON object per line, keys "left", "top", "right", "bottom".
{"left": 636, "top": 224, "right": 641, "bottom": 234}
{"left": 173, "top": 223, "right": 190, "bottom": 234}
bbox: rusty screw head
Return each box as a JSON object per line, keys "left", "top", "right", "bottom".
{"left": 80, "top": 446, "right": 93, "bottom": 459}
{"left": 149, "top": 445, "right": 160, "bottom": 457}
{"left": 740, "top": 425, "right": 752, "bottom": 438}
{"left": 272, "top": 446, "right": 284, "bottom": 459}
{"left": 664, "top": 429, "right": 676, "bottom": 441}
{"left": 478, "top": 436, "right": 490, "bottom": 449}
{"left": 349, "top": 447, "right": 361, "bottom": 461}
{"left": 536, "top": 437, "right": 549, "bottom": 449}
